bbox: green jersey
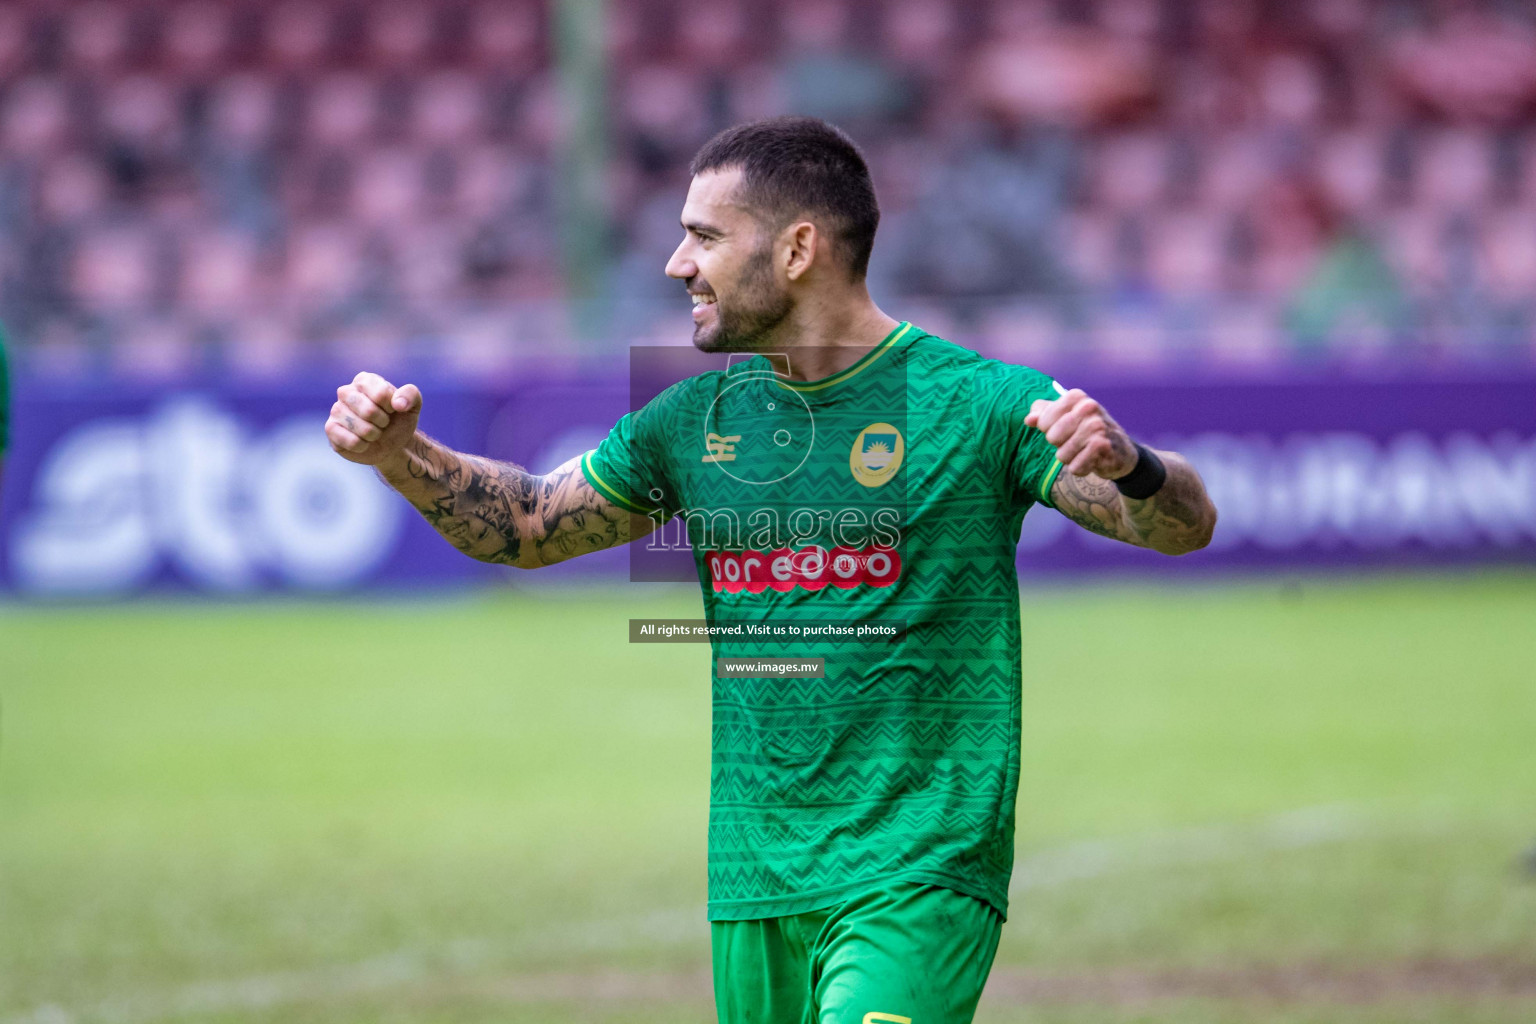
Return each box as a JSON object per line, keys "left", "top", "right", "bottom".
{"left": 582, "top": 323, "right": 1064, "bottom": 920}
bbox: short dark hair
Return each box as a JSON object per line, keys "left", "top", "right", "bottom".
{"left": 690, "top": 116, "right": 880, "bottom": 280}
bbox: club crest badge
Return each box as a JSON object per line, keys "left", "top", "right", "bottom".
{"left": 850, "top": 423, "right": 904, "bottom": 488}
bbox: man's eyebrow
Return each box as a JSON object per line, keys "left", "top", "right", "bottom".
{"left": 682, "top": 219, "right": 724, "bottom": 236}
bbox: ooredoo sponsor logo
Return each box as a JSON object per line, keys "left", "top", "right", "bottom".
{"left": 705, "top": 544, "right": 901, "bottom": 593}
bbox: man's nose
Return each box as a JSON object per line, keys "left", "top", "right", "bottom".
{"left": 665, "top": 243, "right": 695, "bottom": 281}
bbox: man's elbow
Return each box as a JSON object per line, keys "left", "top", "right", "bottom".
{"left": 473, "top": 553, "right": 539, "bottom": 569}
{"left": 494, "top": 548, "right": 546, "bottom": 570}
{"left": 1155, "top": 504, "right": 1217, "bottom": 556}
{"left": 451, "top": 539, "right": 538, "bottom": 569}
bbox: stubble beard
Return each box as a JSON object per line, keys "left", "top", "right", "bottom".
{"left": 692, "top": 246, "right": 793, "bottom": 354}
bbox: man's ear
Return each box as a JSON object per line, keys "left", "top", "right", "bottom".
{"left": 783, "top": 221, "right": 818, "bottom": 281}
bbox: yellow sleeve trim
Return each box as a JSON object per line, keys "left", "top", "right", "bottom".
{"left": 1038, "top": 457, "right": 1065, "bottom": 508}
{"left": 580, "top": 450, "right": 655, "bottom": 516}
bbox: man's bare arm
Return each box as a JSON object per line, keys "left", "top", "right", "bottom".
{"left": 379, "top": 437, "right": 654, "bottom": 568}
{"left": 1048, "top": 451, "right": 1215, "bottom": 555}
{"left": 1027, "top": 389, "right": 1217, "bottom": 556}
{"left": 325, "top": 372, "right": 656, "bottom": 569}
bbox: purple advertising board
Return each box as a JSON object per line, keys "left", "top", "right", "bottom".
{"left": 0, "top": 379, "right": 508, "bottom": 596}
{"left": 1012, "top": 369, "right": 1536, "bottom": 572}
{"left": 2, "top": 369, "right": 1534, "bottom": 596}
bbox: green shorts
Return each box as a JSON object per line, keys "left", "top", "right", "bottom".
{"left": 711, "top": 881, "right": 1003, "bottom": 1024}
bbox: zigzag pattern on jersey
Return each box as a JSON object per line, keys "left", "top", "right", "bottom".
{"left": 710, "top": 718, "right": 1011, "bottom": 754}
{"left": 710, "top": 759, "right": 1001, "bottom": 807}
{"left": 712, "top": 661, "right": 1020, "bottom": 707}
{"left": 710, "top": 640, "right": 1025, "bottom": 669}
{"left": 711, "top": 631, "right": 1016, "bottom": 662}
{"left": 712, "top": 694, "right": 1006, "bottom": 722}
{"left": 708, "top": 833, "right": 1005, "bottom": 905}
{"left": 711, "top": 747, "right": 1002, "bottom": 773}
{"left": 708, "top": 807, "right": 997, "bottom": 847}
{"left": 695, "top": 532, "right": 1023, "bottom": 621}
{"left": 712, "top": 693, "right": 1006, "bottom": 720}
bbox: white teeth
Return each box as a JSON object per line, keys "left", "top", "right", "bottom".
{"left": 692, "top": 294, "right": 716, "bottom": 306}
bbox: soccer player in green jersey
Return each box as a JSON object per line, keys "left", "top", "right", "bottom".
{"left": 326, "top": 117, "right": 1217, "bottom": 1023}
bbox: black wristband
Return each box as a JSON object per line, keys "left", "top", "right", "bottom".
{"left": 1114, "top": 443, "right": 1167, "bottom": 500}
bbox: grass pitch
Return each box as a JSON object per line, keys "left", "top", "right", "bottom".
{"left": 2, "top": 573, "right": 1534, "bottom": 1023}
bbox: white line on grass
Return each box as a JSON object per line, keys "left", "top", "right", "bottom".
{"left": 1010, "top": 804, "right": 1361, "bottom": 893}
{"left": 3, "top": 805, "right": 1364, "bottom": 1024}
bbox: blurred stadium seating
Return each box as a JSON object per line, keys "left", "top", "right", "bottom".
{"left": 1, "top": 0, "right": 1535, "bottom": 376}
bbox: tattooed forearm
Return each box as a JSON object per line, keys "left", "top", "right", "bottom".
{"left": 1120, "top": 453, "right": 1218, "bottom": 554}
{"left": 1049, "top": 472, "right": 1134, "bottom": 543}
{"left": 377, "top": 434, "right": 654, "bottom": 568}
{"left": 1050, "top": 451, "right": 1216, "bottom": 555}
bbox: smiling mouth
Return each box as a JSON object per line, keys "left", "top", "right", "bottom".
{"left": 690, "top": 291, "right": 717, "bottom": 309}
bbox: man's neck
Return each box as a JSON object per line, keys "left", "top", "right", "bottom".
{"left": 756, "top": 294, "right": 902, "bottom": 383}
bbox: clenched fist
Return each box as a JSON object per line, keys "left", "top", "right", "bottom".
{"left": 325, "top": 371, "right": 422, "bottom": 467}
{"left": 1025, "top": 388, "right": 1138, "bottom": 479}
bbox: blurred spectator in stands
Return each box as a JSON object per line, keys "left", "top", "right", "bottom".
{"left": 265, "top": 1, "right": 333, "bottom": 71}
{"left": 619, "top": 63, "right": 709, "bottom": 186}
{"left": 197, "top": 74, "right": 282, "bottom": 239}
{"left": 163, "top": 3, "right": 233, "bottom": 82}
{"left": 0, "top": 79, "right": 69, "bottom": 321}
{"left": 352, "top": 147, "right": 423, "bottom": 232}
{"left": 610, "top": 50, "right": 713, "bottom": 327}
{"left": 0, "top": 7, "right": 28, "bottom": 84}
{"left": 114, "top": 316, "right": 195, "bottom": 378}
{"left": 1477, "top": 212, "right": 1536, "bottom": 353}
{"left": 882, "top": 0, "right": 961, "bottom": 95}
{"left": 675, "top": 0, "right": 758, "bottom": 127}
{"left": 881, "top": 112, "right": 1078, "bottom": 323}
{"left": 367, "top": 3, "right": 439, "bottom": 72}
{"left": 611, "top": 186, "right": 690, "bottom": 333}
{"left": 63, "top": 2, "right": 135, "bottom": 77}
{"left": 1415, "top": 128, "right": 1497, "bottom": 219}
{"left": 12, "top": 154, "right": 109, "bottom": 341}
{"left": 34, "top": 156, "right": 108, "bottom": 238}
{"left": 1145, "top": 211, "right": 1234, "bottom": 310}
{"left": 305, "top": 74, "right": 380, "bottom": 154}
{"left": 1275, "top": 124, "right": 1408, "bottom": 354}
{"left": 1251, "top": 174, "right": 1333, "bottom": 302}
{"left": 3, "top": 78, "right": 73, "bottom": 163}
{"left": 778, "top": 0, "right": 908, "bottom": 130}
{"left": 413, "top": 72, "right": 486, "bottom": 152}
{"left": 603, "top": 1, "right": 649, "bottom": 69}
{"left": 466, "top": 0, "right": 541, "bottom": 73}
{"left": 1259, "top": 165, "right": 1409, "bottom": 356}
{"left": 970, "top": 0, "right": 1160, "bottom": 128}
{"left": 179, "top": 228, "right": 265, "bottom": 332}
{"left": 282, "top": 221, "right": 367, "bottom": 333}
{"left": 1388, "top": 0, "right": 1536, "bottom": 125}
{"left": 72, "top": 224, "right": 169, "bottom": 347}
{"left": 100, "top": 75, "right": 185, "bottom": 203}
